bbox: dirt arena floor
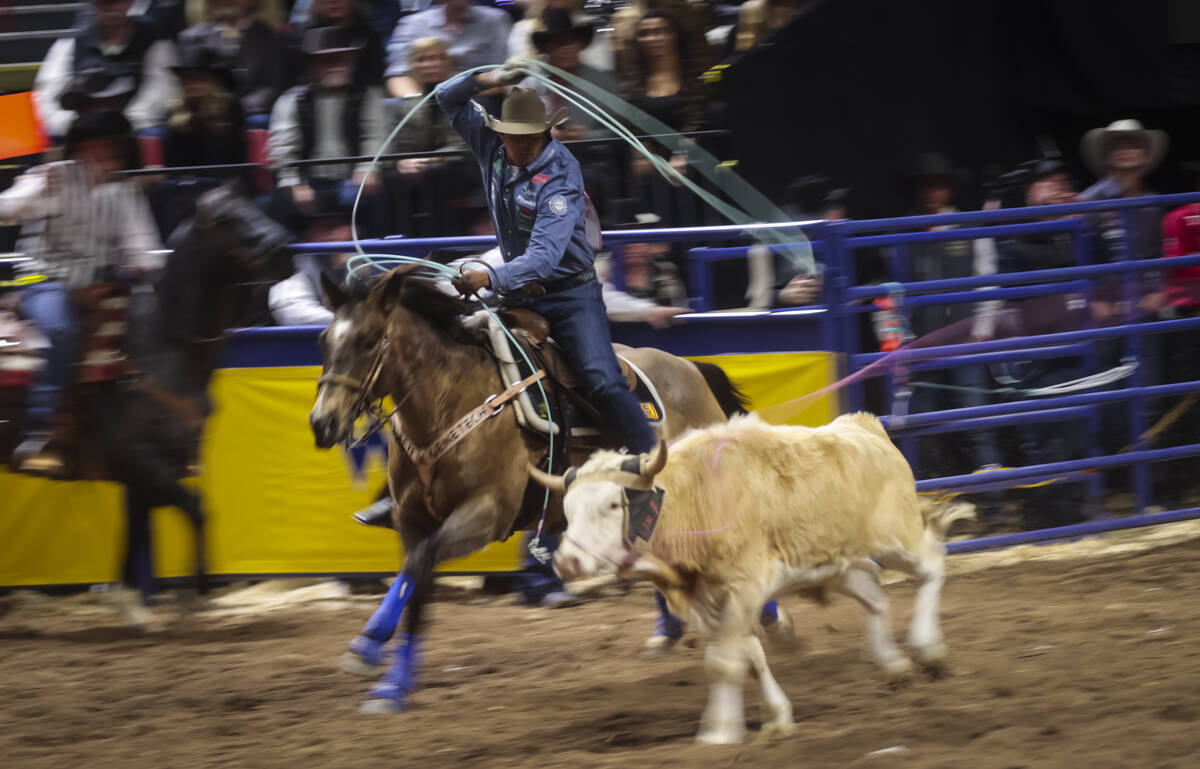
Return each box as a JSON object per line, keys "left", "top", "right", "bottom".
{"left": 3, "top": 525, "right": 1200, "bottom": 769}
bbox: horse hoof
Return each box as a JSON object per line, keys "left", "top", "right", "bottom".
{"left": 640, "top": 634, "right": 681, "bottom": 660}
{"left": 339, "top": 650, "right": 384, "bottom": 678}
{"left": 755, "top": 720, "right": 797, "bottom": 744}
{"left": 695, "top": 728, "right": 744, "bottom": 746}
{"left": 885, "top": 659, "right": 914, "bottom": 688}
{"left": 916, "top": 645, "right": 949, "bottom": 678}
{"left": 360, "top": 697, "right": 405, "bottom": 715}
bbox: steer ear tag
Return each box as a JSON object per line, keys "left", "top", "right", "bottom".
{"left": 625, "top": 487, "right": 665, "bottom": 543}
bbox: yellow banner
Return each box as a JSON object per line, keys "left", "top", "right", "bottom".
{"left": 0, "top": 352, "right": 834, "bottom": 586}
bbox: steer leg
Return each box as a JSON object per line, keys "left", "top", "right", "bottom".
{"left": 881, "top": 545, "right": 949, "bottom": 671}
{"left": 835, "top": 562, "right": 912, "bottom": 683}
{"left": 697, "top": 636, "right": 750, "bottom": 745}
{"left": 745, "top": 634, "right": 794, "bottom": 742}
{"left": 696, "top": 594, "right": 756, "bottom": 745}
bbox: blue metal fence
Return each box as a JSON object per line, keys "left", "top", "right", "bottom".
{"left": 823, "top": 191, "right": 1200, "bottom": 544}
{"left": 278, "top": 191, "right": 1200, "bottom": 553}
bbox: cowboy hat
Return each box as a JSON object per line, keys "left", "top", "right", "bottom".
{"left": 302, "top": 26, "right": 366, "bottom": 56}
{"left": 484, "top": 88, "right": 568, "bottom": 135}
{"left": 171, "top": 41, "right": 238, "bottom": 90}
{"left": 908, "top": 152, "right": 958, "bottom": 180}
{"left": 531, "top": 8, "right": 596, "bottom": 53}
{"left": 1080, "top": 119, "right": 1168, "bottom": 177}
{"left": 59, "top": 69, "right": 136, "bottom": 111}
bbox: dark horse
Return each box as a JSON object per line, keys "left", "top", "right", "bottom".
{"left": 10, "top": 187, "right": 292, "bottom": 625}
{"left": 310, "top": 267, "right": 746, "bottom": 712}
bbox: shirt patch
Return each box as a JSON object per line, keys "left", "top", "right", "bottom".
{"left": 532, "top": 173, "right": 549, "bottom": 185}
{"left": 548, "top": 195, "right": 568, "bottom": 216}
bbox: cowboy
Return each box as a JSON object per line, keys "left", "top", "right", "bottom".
{"left": 177, "top": 0, "right": 286, "bottom": 118}
{"left": 1078, "top": 119, "right": 1168, "bottom": 322}
{"left": 0, "top": 111, "right": 163, "bottom": 473}
{"left": 995, "top": 158, "right": 1089, "bottom": 528}
{"left": 1157, "top": 162, "right": 1200, "bottom": 505}
{"left": 267, "top": 26, "right": 386, "bottom": 235}
{"left": 529, "top": 8, "right": 618, "bottom": 142}
{"left": 436, "top": 63, "right": 659, "bottom": 457}
{"left": 34, "top": 0, "right": 179, "bottom": 138}
{"left": 900, "top": 152, "right": 1001, "bottom": 498}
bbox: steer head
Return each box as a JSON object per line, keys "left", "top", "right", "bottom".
{"left": 527, "top": 442, "right": 668, "bottom": 582}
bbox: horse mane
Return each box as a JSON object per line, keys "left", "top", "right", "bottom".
{"left": 365, "top": 267, "right": 486, "bottom": 348}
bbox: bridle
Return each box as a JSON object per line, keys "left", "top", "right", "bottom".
{"left": 317, "top": 333, "right": 548, "bottom": 518}
{"left": 317, "top": 339, "right": 394, "bottom": 444}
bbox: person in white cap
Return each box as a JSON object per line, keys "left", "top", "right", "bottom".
{"left": 1078, "top": 119, "right": 1169, "bottom": 321}
{"left": 1077, "top": 119, "right": 1168, "bottom": 452}
{"left": 1078, "top": 119, "right": 1168, "bottom": 203}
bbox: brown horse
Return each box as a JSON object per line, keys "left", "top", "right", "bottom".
{"left": 310, "top": 266, "right": 742, "bottom": 713}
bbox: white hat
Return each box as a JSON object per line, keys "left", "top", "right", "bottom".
{"left": 1080, "top": 119, "right": 1168, "bottom": 177}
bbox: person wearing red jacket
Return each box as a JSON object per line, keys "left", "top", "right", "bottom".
{"left": 1161, "top": 189, "right": 1200, "bottom": 313}
{"left": 1156, "top": 168, "right": 1200, "bottom": 504}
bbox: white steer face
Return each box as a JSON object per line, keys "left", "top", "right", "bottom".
{"left": 554, "top": 481, "right": 630, "bottom": 582}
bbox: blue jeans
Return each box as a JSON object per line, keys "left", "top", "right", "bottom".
{"left": 513, "top": 532, "right": 564, "bottom": 602}
{"left": 511, "top": 280, "right": 657, "bottom": 454}
{"left": 18, "top": 281, "right": 78, "bottom": 433}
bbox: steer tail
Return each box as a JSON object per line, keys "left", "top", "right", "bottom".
{"left": 920, "top": 498, "right": 976, "bottom": 540}
{"left": 693, "top": 361, "right": 749, "bottom": 418}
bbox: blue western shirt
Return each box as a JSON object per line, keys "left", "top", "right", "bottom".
{"left": 436, "top": 72, "right": 597, "bottom": 294}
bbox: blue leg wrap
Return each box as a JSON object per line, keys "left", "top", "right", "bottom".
{"left": 347, "top": 575, "right": 413, "bottom": 668}
{"left": 653, "top": 589, "right": 685, "bottom": 640}
{"left": 362, "top": 574, "right": 412, "bottom": 642}
{"left": 368, "top": 633, "right": 422, "bottom": 704}
{"left": 761, "top": 600, "right": 779, "bottom": 626}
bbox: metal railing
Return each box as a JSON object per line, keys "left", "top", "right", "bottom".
{"left": 822, "top": 191, "right": 1200, "bottom": 541}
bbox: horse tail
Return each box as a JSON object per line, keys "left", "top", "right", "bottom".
{"left": 693, "top": 361, "right": 749, "bottom": 418}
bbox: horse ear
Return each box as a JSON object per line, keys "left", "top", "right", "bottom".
{"left": 322, "top": 271, "right": 348, "bottom": 310}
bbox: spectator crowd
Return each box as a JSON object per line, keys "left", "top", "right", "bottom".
{"left": 5, "top": 0, "right": 1200, "bottom": 535}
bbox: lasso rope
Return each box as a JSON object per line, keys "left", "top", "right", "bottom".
{"left": 338, "top": 63, "right": 820, "bottom": 558}
{"left": 910, "top": 359, "right": 1139, "bottom": 397}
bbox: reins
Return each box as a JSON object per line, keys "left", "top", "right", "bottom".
{"left": 317, "top": 335, "right": 548, "bottom": 519}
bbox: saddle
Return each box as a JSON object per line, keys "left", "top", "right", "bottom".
{"left": 480, "top": 308, "right": 665, "bottom": 446}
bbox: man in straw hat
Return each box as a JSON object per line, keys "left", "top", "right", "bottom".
{"left": 436, "top": 62, "right": 658, "bottom": 457}
{"left": 1079, "top": 119, "right": 1168, "bottom": 202}
{"left": 1078, "top": 119, "right": 1169, "bottom": 320}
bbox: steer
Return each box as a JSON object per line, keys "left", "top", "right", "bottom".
{"left": 528, "top": 412, "right": 973, "bottom": 745}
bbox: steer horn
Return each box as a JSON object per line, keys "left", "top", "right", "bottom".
{"left": 641, "top": 441, "right": 668, "bottom": 478}
{"left": 526, "top": 464, "right": 580, "bottom": 493}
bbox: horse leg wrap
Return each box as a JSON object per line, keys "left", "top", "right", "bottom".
{"left": 367, "top": 633, "right": 422, "bottom": 704}
{"left": 654, "top": 589, "right": 685, "bottom": 640}
{"left": 760, "top": 600, "right": 779, "bottom": 626}
{"left": 347, "top": 634, "right": 388, "bottom": 668}
{"left": 357, "top": 573, "right": 414, "bottom": 646}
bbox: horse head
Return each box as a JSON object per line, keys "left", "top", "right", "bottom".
{"left": 193, "top": 185, "right": 294, "bottom": 283}
{"left": 310, "top": 265, "right": 478, "bottom": 448}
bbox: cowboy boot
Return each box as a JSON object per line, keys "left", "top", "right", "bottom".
{"left": 641, "top": 589, "right": 685, "bottom": 658}
{"left": 352, "top": 497, "right": 396, "bottom": 529}
{"left": 12, "top": 431, "right": 65, "bottom": 476}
